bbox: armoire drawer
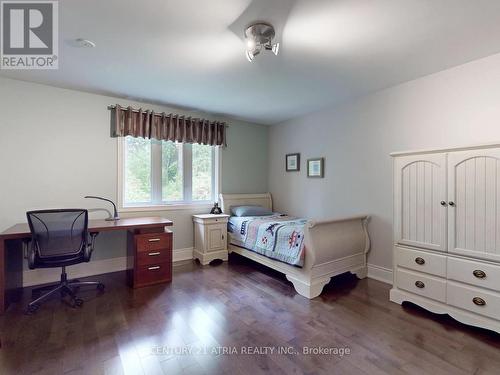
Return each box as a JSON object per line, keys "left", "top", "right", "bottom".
{"left": 396, "top": 268, "right": 446, "bottom": 302}
{"left": 447, "top": 281, "right": 500, "bottom": 320}
{"left": 447, "top": 257, "right": 500, "bottom": 292}
{"left": 395, "top": 246, "right": 446, "bottom": 277}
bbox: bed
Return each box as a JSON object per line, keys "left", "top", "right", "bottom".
{"left": 219, "top": 193, "right": 371, "bottom": 299}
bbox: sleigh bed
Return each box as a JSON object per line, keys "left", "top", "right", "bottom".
{"left": 219, "top": 193, "right": 371, "bottom": 299}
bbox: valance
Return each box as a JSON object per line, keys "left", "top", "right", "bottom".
{"left": 110, "top": 104, "right": 227, "bottom": 147}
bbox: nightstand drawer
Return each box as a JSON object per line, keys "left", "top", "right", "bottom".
{"left": 136, "top": 232, "right": 171, "bottom": 253}
{"left": 204, "top": 217, "right": 228, "bottom": 224}
{"left": 192, "top": 214, "right": 229, "bottom": 225}
{"left": 137, "top": 247, "right": 171, "bottom": 266}
{"left": 135, "top": 261, "right": 172, "bottom": 286}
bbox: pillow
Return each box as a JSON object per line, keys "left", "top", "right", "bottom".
{"left": 231, "top": 205, "right": 273, "bottom": 217}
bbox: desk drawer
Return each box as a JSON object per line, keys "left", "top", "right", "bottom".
{"left": 136, "top": 232, "right": 171, "bottom": 253}
{"left": 447, "top": 257, "right": 500, "bottom": 292}
{"left": 396, "top": 268, "right": 446, "bottom": 302}
{"left": 136, "top": 247, "right": 171, "bottom": 266}
{"left": 447, "top": 281, "right": 500, "bottom": 320}
{"left": 135, "top": 261, "right": 172, "bottom": 287}
{"left": 395, "top": 246, "right": 446, "bottom": 277}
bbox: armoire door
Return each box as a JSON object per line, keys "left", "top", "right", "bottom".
{"left": 448, "top": 149, "right": 500, "bottom": 261}
{"left": 394, "top": 153, "right": 447, "bottom": 251}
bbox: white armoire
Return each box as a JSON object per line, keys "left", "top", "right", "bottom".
{"left": 390, "top": 143, "right": 500, "bottom": 333}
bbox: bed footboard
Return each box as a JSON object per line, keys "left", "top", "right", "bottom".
{"left": 286, "top": 215, "right": 370, "bottom": 298}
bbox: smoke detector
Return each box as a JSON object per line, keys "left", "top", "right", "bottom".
{"left": 244, "top": 22, "right": 279, "bottom": 62}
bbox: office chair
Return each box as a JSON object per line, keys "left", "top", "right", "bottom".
{"left": 25, "top": 209, "right": 105, "bottom": 314}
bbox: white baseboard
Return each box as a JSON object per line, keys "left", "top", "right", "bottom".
{"left": 367, "top": 263, "right": 393, "bottom": 284}
{"left": 173, "top": 247, "right": 194, "bottom": 262}
{"left": 22, "top": 247, "right": 194, "bottom": 287}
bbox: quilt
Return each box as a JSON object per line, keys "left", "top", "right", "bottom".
{"left": 228, "top": 214, "right": 307, "bottom": 267}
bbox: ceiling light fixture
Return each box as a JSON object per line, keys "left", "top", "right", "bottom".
{"left": 74, "top": 38, "right": 96, "bottom": 48}
{"left": 244, "top": 22, "right": 279, "bottom": 62}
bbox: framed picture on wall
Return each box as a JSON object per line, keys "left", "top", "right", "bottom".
{"left": 286, "top": 153, "right": 300, "bottom": 172}
{"left": 307, "top": 158, "right": 324, "bottom": 178}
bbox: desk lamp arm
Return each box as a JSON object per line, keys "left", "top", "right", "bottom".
{"left": 84, "top": 196, "right": 120, "bottom": 221}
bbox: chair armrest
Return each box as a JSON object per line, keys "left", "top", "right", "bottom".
{"left": 84, "top": 232, "right": 99, "bottom": 262}
{"left": 24, "top": 239, "right": 36, "bottom": 270}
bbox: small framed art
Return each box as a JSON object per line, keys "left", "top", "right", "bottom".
{"left": 286, "top": 153, "right": 300, "bottom": 172}
{"left": 307, "top": 158, "right": 324, "bottom": 178}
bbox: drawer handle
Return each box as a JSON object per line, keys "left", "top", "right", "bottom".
{"left": 415, "top": 281, "right": 425, "bottom": 289}
{"left": 148, "top": 266, "right": 161, "bottom": 271}
{"left": 148, "top": 252, "right": 161, "bottom": 256}
{"left": 473, "top": 270, "right": 486, "bottom": 279}
{"left": 415, "top": 257, "right": 425, "bottom": 265}
{"left": 148, "top": 238, "right": 161, "bottom": 242}
{"left": 472, "top": 297, "right": 486, "bottom": 306}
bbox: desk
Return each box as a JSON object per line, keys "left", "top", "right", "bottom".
{"left": 0, "top": 216, "right": 173, "bottom": 314}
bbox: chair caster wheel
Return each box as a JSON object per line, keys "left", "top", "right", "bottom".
{"left": 97, "top": 283, "right": 105, "bottom": 292}
{"left": 26, "top": 304, "right": 39, "bottom": 315}
{"left": 74, "top": 298, "right": 84, "bottom": 308}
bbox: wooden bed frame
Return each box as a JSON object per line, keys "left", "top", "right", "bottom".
{"left": 219, "top": 193, "right": 371, "bottom": 299}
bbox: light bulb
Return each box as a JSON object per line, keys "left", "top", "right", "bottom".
{"left": 272, "top": 43, "right": 280, "bottom": 56}
{"left": 245, "top": 50, "right": 254, "bottom": 62}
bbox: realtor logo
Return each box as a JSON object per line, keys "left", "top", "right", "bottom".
{"left": 1, "top": 1, "right": 58, "bottom": 69}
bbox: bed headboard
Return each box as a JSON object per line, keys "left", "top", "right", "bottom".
{"left": 219, "top": 193, "right": 273, "bottom": 215}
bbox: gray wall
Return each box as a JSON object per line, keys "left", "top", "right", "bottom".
{"left": 0, "top": 77, "right": 268, "bottom": 263}
{"left": 269, "top": 52, "right": 500, "bottom": 270}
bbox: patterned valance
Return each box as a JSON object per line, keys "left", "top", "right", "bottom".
{"left": 110, "top": 104, "right": 227, "bottom": 147}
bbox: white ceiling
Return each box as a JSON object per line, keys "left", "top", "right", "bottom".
{"left": 3, "top": 0, "right": 500, "bottom": 124}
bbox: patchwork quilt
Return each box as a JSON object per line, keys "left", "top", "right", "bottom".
{"left": 228, "top": 214, "right": 307, "bottom": 267}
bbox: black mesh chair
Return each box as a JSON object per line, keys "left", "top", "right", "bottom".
{"left": 26, "top": 209, "right": 105, "bottom": 313}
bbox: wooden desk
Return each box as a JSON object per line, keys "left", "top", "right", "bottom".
{"left": 0, "top": 216, "right": 173, "bottom": 314}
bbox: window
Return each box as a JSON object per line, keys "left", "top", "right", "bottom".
{"left": 120, "top": 136, "right": 219, "bottom": 208}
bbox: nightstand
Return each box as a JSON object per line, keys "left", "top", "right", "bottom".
{"left": 192, "top": 214, "right": 230, "bottom": 265}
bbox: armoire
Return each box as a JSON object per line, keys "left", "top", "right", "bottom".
{"left": 390, "top": 143, "right": 500, "bottom": 333}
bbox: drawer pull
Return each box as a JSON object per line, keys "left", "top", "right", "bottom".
{"left": 473, "top": 270, "right": 486, "bottom": 279}
{"left": 472, "top": 297, "right": 486, "bottom": 306}
{"left": 415, "top": 257, "right": 425, "bottom": 265}
{"left": 148, "top": 238, "right": 161, "bottom": 242}
{"left": 415, "top": 281, "right": 425, "bottom": 289}
{"left": 148, "top": 266, "right": 161, "bottom": 271}
{"left": 148, "top": 252, "right": 161, "bottom": 256}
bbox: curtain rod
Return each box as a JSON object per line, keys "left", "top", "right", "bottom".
{"left": 107, "top": 105, "right": 228, "bottom": 126}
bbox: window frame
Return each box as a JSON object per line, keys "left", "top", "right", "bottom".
{"left": 117, "top": 137, "right": 221, "bottom": 212}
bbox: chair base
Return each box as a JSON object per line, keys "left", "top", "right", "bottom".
{"left": 26, "top": 267, "right": 104, "bottom": 314}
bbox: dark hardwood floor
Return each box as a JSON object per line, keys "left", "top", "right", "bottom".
{"left": 1, "top": 254, "right": 500, "bottom": 375}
